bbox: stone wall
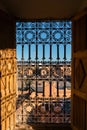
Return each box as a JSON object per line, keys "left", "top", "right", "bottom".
{"left": 0, "top": 49, "right": 16, "bottom": 130}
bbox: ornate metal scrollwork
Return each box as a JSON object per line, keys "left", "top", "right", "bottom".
{"left": 40, "top": 67, "right": 49, "bottom": 78}
{"left": 38, "top": 30, "right": 50, "bottom": 42}
{"left": 52, "top": 30, "right": 63, "bottom": 42}
{"left": 52, "top": 67, "right": 62, "bottom": 78}
{"left": 26, "top": 68, "right": 35, "bottom": 77}
{"left": 16, "top": 21, "right": 72, "bottom": 44}
{"left": 25, "top": 31, "right": 36, "bottom": 42}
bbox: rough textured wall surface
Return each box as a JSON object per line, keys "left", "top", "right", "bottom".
{"left": 0, "top": 49, "right": 16, "bottom": 130}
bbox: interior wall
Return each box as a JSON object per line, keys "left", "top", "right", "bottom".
{"left": 0, "top": 0, "right": 86, "bottom": 20}
{"left": 0, "top": 9, "right": 15, "bottom": 49}
{"left": 80, "top": 0, "right": 87, "bottom": 10}
{"left": 0, "top": 10, "right": 16, "bottom": 130}
{"left": 0, "top": 2, "right": 8, "bottom": 13}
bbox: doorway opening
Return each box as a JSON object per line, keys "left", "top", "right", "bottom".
{"left": 16, "top": 21, "right": 72, "bottom": 124}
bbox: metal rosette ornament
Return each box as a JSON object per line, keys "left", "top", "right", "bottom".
{"left": 53, "top": 104, "right": 62, "bottom": 114}
{"left": 52, "top": 30, "right": 63, "bottom": 42}
{"left": 23, "top": 102, "right": 35, "bottom": 123}
{"left": 38, "top": 30, "right": 50, "bottom": 42}
{"left": 52, "top": 67, "right": 62, "bottom": 78}
{"left": 26, "top": 67, "right": 35, "bottom": 78}
{"left": 40, "top": 67, "right": 49, "bottom": 78}
{"left": 25, "top": 30, "right": 36, "bottom": 42}
{"left": 23, "top": 103, "right": 35, "bottom": 114}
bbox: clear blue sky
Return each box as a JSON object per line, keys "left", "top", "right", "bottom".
{"left": 16, "top": 21, "right": 72, "bottom": 61}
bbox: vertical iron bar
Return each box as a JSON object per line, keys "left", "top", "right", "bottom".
{"left": 21, "top": 64, "right": 24, "bottom": 123}
{"left": 28, "top": 44, "right": 31, "bottom": 60}
{"left": 57, "top": 80, "right": 59, "bottom": 97}
{"left": 57, "top": 44, "right": 60, "bottom": 61}
{"left": 64, "top": 72, "right": 66, "bottom": 97}
{"left": 36, "top": 44, "right": 38, "bottom": 60}
{"left": 28, "top": 43, "right": 31, "bottom": 98}
{"left": 36, "top": 22, "right": 38, "bottom": 97}
{"left": 21, "top": 22, "right": 24, "bottom": 123}
{"left": 43, "top": 44, "right": 45, "bottom": 61}
{"left": 49, "top": 44, "right": 52, "bottom": 60}
{"left": 63, "top": 22, "right": 67, "bottom": 123}
{"left": 64, "top": 45, "right": 66, "bottom": 60}
{"left": 49, "top": 22, "right": 52, "bottom": 123}
{"left": 42, "top": 43, "right": 45, "bottom": 112}
{"left": 36, "top": 80, "right": 38, "bottom": 97}
{"left": 43, "top": 81, "right": 45, "bottom": 97}
{"left": 35, "top": 22, "right": 38, "bottom": 122}
{"left": 56, "top": 41, "right": 60, "bottom": 123}
{"left": 21, "top": 45, "right": 24, "bottom": 61}
{"left": 49, "top": 81, "right": 52, "bottom": 97}
{"left": 63, "top": 65, "right": 66, "bottom": 123}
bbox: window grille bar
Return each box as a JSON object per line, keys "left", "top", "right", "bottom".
{"left": 43, "top": 81, "right": 45, "bottom": 97}
{"left": 42, "top": 44, "right": 45, "bottom": 60}
{"left": 49, "top": 81, "right": 52, "bottom": 97}
{"left": 57, "top": 44, "right": 60, "bottom": 60}
{"left": 64, "top": 45, "right": 66, "bottom": 60}
{"left": 36, "top": 80, "right": 38, "bottom": 96}
{"left": 21, "top": 78, "right": 24, "bottom": 123}
{"left": 57, "top": 81, "right": 59, "bottom": 97}
{"left": 36, "top": 44, "right": 38, "bottom": 60}
{"left": 49, "top": 44, "right": 52, "bottom": 60}
{"left": 21, "top": 45, "right": 24, "bottom": 61}
{"left": 28, "top": 44, "right": 31, "bottom": 60}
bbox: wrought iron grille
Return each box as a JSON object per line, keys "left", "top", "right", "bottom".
{"left": 16, "top": 21, "right": 72, "bottom": 124}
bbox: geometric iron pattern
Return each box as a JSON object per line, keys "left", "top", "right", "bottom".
{"left": 16, "top": 21, "right": 72, "bottom": 44}
{"left": 17, "top": 61, "right": 71, "bottom": 79}
{"left": 16, "top": 21, "right": 71, "bottom": 124}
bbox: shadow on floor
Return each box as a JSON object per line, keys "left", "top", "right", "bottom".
{"left": 15, "top": 123, "right": 72, "bottom": 130}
